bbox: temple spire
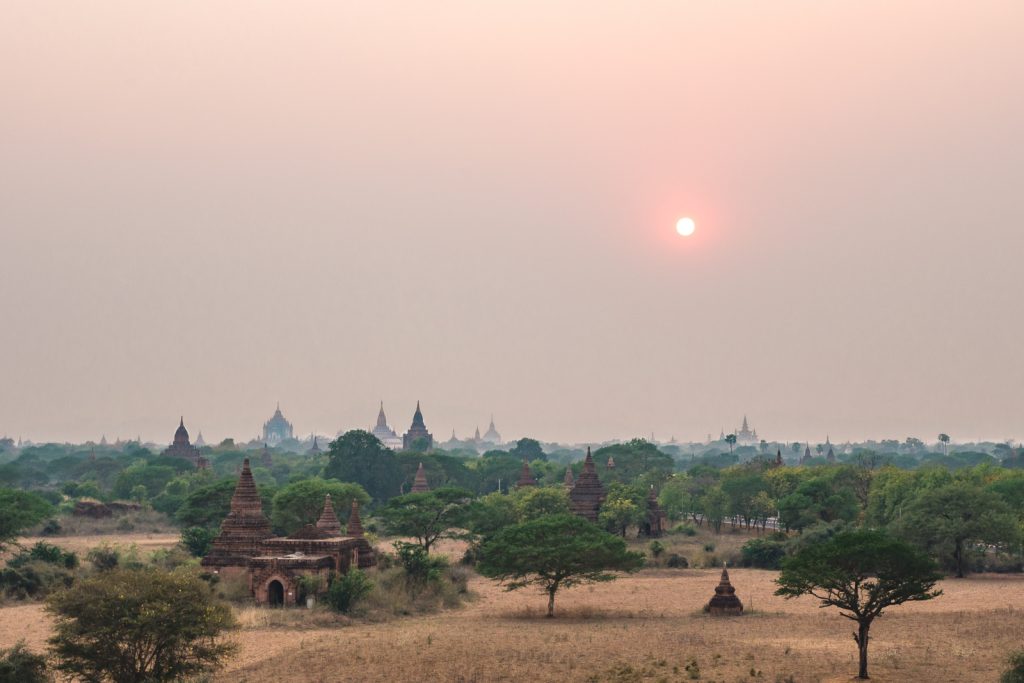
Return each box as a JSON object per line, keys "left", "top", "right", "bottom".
{"left": 411, "top": 462, "right": 430, "bottom": 492}
{"left": 347, "top": 499, "right": 364, "bottom": 536}
{"left": 316, "top": 494, "right": 342, "bottom": 536}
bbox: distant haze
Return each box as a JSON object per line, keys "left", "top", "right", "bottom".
{"left": 1, "top": 1, "right": 1022, "bottom": 445}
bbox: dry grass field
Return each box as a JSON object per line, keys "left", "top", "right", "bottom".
{"left": 3, "top": 532, "right": 1024, "bottom": 682}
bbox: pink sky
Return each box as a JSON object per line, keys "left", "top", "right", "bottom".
{"left": 1, "top": 1, "right": 1022, "bottom": 445}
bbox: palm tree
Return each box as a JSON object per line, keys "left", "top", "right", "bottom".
{"left": 725, "top": 434, "right": 737, "bottom": 454}
{"left": 938, "top": 433, "right": 950, "bottom": 455}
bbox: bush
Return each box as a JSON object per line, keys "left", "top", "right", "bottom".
{"left": 325, "top": 570, "right": 373, "bottom": 613}
{"left": 0, "top": 561, "right": 75, "bottom": 600}
{"left": 1003, "top": 651, "right": 1024, "bottom": 683}
{"left": 395, "top": 542, "right": 448, "bottom": 586}
{"left": 180, "top": 527, "right": 216, "bottom": 557}
{"left": 0, "top": 641, "right": 49, "bottom": 683}
{"left": 666, "top": 554, "right": 688, "bottom": 569}
{"left": 8, "top": 542, "right": 78, "bottom": 570}
{"left": 672, "top": 523, "right": 698, "bottom": 537}
{"left": 648, "top": 540, "right": 665, "bottom": 559}
{"left": 741, "top": 539, "right": 787, "bottom": 569}
{"left": 86, "top": 545, "right": 119, "bottom": 571}
{"left": 39, "top": 519, "right": 62, "bottom": 536}
{"left": 703, "top": 543, "right": 716, "bottom": 552}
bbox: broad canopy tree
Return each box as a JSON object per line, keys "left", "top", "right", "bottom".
{"left": 478, "top": 514, "right": 644, "bottom": 617}
{"left": 0, "top": 488, "right": 53, "bottom": 550}
{"left": 379, "top": 487, "right": 473, "bottom": 554}
{"left": 47, "top": 567, "right": 237, "bottom": 683}
{"left": 270, "top": 478, "right": 370, "bottom": 535}
{"left": 775, "top": 529, "right": 942, "bottom": 679}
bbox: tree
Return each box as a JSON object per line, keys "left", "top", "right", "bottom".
{"left": 598, "top": 484, "right": 644, "bottom": 537}
{"left": 701, "top": 487, "right": 730, "bottom": 533}
{"left": 725, "top": 434, "right": 737, "bottom": 453}
{"left": 324, "top": 430, "right": 403, "bottom": 502}
{"left": 270, "top": 479, "right": 370, "bottom": 535}
{"left": 509, "top": 438, "right": 546, "bottom": 462}
{"left": 775, "top": 530, "right": 942, "bottom": 679}
{"left": 0, "top": 488, "right": 53, "bottom": 551}
{"left": 0, "top": 641, "right": 48, "bottom": 683}
{"left": 512, "top": 486, "right": 570, "bottom": 521}
{"left": 478, "top": 514, "right": 644, "bottom": 617}
{"left": 897, "top": 481, "right": 1020, "bottom": 578}
{"left": 47, "top": 568, "right": 237, "bottom": 683}
{"left": 938, "top": 433, "right": 950, "bottom": 455}
{"left": 379, "top": 487, "right": 473, "bottom": 554}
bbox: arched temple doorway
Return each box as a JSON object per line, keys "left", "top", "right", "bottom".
{"left": 267, "top": 579, "right": 285, "bottom": 607}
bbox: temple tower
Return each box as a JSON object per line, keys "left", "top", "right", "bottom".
{"left": 315, "top": 494, "right": 343, "bottom": 536}
{"left": 705, "top": 567, "right": 744, "bottom": 615}
{"left": 403, "top": 401, "right": 434, "bottom": 451}
{"left": 411, "top": 462, "right": 430, "bottom": 492}
{"left": 200, "top": 458, "right": 273, "bottom": 574}
{"left": 569, "top": 447, "right": 606, "bottom": 522}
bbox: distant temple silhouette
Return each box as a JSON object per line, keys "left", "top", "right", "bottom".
{"left": 403, "top": 401, "right": 434, "bottom": 451}
{"left": 162, "top": 417, "right": 207, "bottom": 469}
{"left": 262, "top": 403, "right": 294, "bottom": 445}
{"left": 371, "top": 402, "right": 403, "bottom": 450}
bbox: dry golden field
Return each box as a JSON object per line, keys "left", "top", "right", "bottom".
{"left": 3, "top": 532, "right": 1024, "bottom": 682}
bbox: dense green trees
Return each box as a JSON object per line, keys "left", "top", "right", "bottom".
{"left": 324, "top": 430, "right": 402, "bottom": 502}
{"left": 380, "top": 487, "right": 474, "bottom": 553}
{"left": 47, "top": 568, "right": 237, "bottom": 682}
{"left": 270, "top": 479, "right": 370, "bottom": 535}
{"left": 478, "top": 514, "right": 644, "bottom": 617}
{"left": 896, "top": 481, "right": 1020, "bottom": 577}
{"left": 0, "top": 488, "right": 53, "bottom": 550}
{"left": 776, "top": 530, "right": 942, "bottom": 679}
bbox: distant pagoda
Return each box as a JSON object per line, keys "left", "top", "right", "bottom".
{"left": 162, "top": 417, "right": 205, "bottom": 469}
{"left": 200, "top": 458, "right": 273, "bottom": 574}
{"left": 563, "top": 466, "right": 575, "bottom": 489}
{"left": 411, "top": 462, "right": 430, "bottom": 493}
{"left": 262, "top": 403, "right": 294, "bottom": 446}
{"left": 371, "top": 402, "right": 402, "bottom": 450}
{"left": 402, "top": 401, "right": 434, "bottom": 451}
{"left": 515, "top": 458, "right": 537, "bottom": 488}
{"left": 643, "top": 485, "right": 668, "bottom": 537}
{"left": 569, "top": 447, "right": 606, "bottom": 522}
{"left": 315, "top": 494, "right": 343, "bottom": 536}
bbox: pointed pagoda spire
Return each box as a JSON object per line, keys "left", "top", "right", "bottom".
{"left": 516, "top": 457, "right": 537, "bottom": 487}
{"left": 411, "top": 462, "right": 430, "bottom": 492}
{"left": 347, "top": 499, "right": 364, "bottom": 536}
{"left": 742, "top": 415, "right": 749, "bottom": 431}
{"left": 563, "top": 466, "right": 575, "bottom": 488}
{"left": 376, "top": 401, "right": 389, "bottom": 429}
{"left": 316, "top": 494, "right": 343, "bottom": 536}
{"left": 569, "top": 447, "right": 605, "bottom": 522}
{"left": 230, "top": 458, "right": 261, "bottom": 513}
{"left": 775, "top": 448, "right": 784, "bottom": 467}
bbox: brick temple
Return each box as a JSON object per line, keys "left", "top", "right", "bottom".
{"left": 201, "top": 459, "right": 375, "bottom": 606}
{"left": 569, "top": 447, "right": 606, "bottom": 522}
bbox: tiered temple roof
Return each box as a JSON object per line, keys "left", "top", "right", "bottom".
{"left": 346, "top": 500, "right": 364, "bottom": 537}
{"left": 411, "top": 462, "right": 430, "bottom": 492}
{"left": 644, "top": 485, "right": 668, "bottom": 537}
{"left": 315, "top": 494, "right": 343, "bottom": 536}
{"left": 569, "top": 447, "right": 606, "bottom": 522}
{"left": 515, "top": 458, "right": 537, "bottom": 487}
{"left": 262, "top": 403, "right": 294, "bottom": 445}
{"left": 200, "top": 458, "right": 273, "bottom": 571}
{"left": 705, "top": 567, "right": 744, "bottom": 615}
{"left": 403, "top": 401, "right": 434, "bottom": 451}
{"left": 162, "top": 417, "right": 204, "bottom": 469}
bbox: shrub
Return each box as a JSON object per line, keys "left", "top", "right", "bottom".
{"left": 325, "top": 570, "right": 373, "bottom": 613}
{"left": 648, "top": 540, "right": 665, "bottom": 559}
{"left": 741, "top": 539, "right": 787, "bottom": 569}
{"left": 86, "top": 545, "right": 119, "bottom": 571}
{"left": 180, "top": 527, "right": 216, "bottom": 557}
{"left": 0, "top": 561, "right": 75, "bottom": 600}
{"left": 666, "top": 554, "right": 688, "bottom": 569}
{"left": 673, "top": 523, "right": 698, "bottom": 537}
{"left": 703, "top": 542, "right": 716, "bottom": 552}
{"left": 0, "top": 641, "right": 49, "bottom": 683}
{"left": 39, "top": 519, "right": 62, "bottom": 536}
{"left": 395, "top": 542, "right": 448, "bottom": 586}
{"left": 1002, "top": 650, "right": 1024, "bottom": 683}
{"left": 8, "top": 542, "right": 78, "bottom": 570}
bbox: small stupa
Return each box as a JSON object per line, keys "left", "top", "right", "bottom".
{"left": 563, "top": 466, "right": 575, "bottom": 488}
{"left": 315, "top": 494, "right": 342, "bottom": 536}
{"left": 516, "top": 458, "right": 537, "bottom": 487}
{"left": 411, "top": 462, "right": 430, "bottom": 492}
{"left": 705, "top": 565, "right": 744, "bottom": 616}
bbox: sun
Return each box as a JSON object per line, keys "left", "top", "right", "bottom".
{"left": 676, "top": 217, "right": 695, "bottom": 237}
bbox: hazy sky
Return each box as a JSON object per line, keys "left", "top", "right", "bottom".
{"left": 2, "top": 1, "right": 1022, "bottom": 446}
